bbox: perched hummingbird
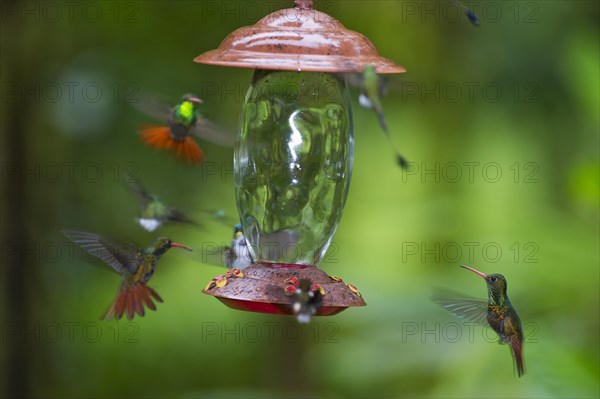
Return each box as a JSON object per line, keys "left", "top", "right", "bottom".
{"left": 62, "top": 230, "right": 192, "bottom": 320}
{"left": 290, "top": 279, "right": 323, "bottom": 324}
{"left": 451, "top": 0, "right": 480, "bottom": 27}
{"left": 434, "top": 265, "right": 525, "bottom": 377}
{"left": 356, "top": 65, "right": 408, "bottom": 169}
{"left": 125, "top": 181, "right": 195, "bottom": 232}
{"left": 135, "top": 93, "right": 234, "bottom": 164}
{"left": 224, "top": 224, "right": 253, "bottom": 270}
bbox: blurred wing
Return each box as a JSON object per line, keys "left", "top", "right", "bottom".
{"left": 124, "top": 180, "right": 151, "bottom": 209}
{"left": 62, "top": 230, "right": 141, "bottom": 274}
{"left": 130, "top": 92, "right": 172, "bottom": 121}
{"left": 199, "top": 210, "right": 239, "bottom": 227}
{"left": 191, "top": 118, "right": 235, "bottom": 147}
{"left": 165, "top": 206, "right": 196, "bottom": 225}
{"left": 340, "top": 72, "right": 364, "bottom": 89}
{"left": 432, "top": 288, "right": 488, "bottom": 325}
{"left": 377, "top": 75, "right": 395, "bottom": 97}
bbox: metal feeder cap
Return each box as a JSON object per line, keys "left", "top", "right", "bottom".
{"left": 194, "top": 4, "right": 405, "bottom": 73}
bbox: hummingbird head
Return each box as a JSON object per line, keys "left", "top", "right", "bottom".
{"left": 460, "top": 265, "right": 508, "bottom": 305}
{"left": 173, "top": 94, "right": 203, "bottom": 126}
{"left": 231, "top": 224, "right": 247, "bottom": 252}
{"left": 181, "top": 93, "right": 203, "bottom": 104}
{"left": 149, "top": 237, "right": 192, "bottom": 257}
{"left": 485, "top": 273, "right": 507, "bottom": 290}
{"left": 233, "top": 224, "right": 243, "bottom": 239}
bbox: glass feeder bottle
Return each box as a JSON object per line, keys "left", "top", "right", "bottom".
{"left": 195, "top": 0, "right": 405, "bottom": 316}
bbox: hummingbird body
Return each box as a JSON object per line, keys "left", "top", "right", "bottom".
{"left": 291, "top": 279, "right": 323, "bottom": 324}
{"left": 168, "top": 99, "right": 199, "bottom": 141}
{"left": 126, "top": 181, "right": 194, "bottom": 232}
{"left": 138, "top": 197, "right": 167, "bottom": 232}
{"left": 361, "top": 65, "right": 388, "bottom": 131}
{"left": 438, "top": 265, "right": 525, "bottom": 377}
{"left": 62, "top": 230, "right": 192, "bottom": 320}
{"left": 356, "top": 65, "right": 408, "bottom": 168}
{"left": 433, "top": 265, "right": 525, "bottom": 377}
{"left": 224, "top": 224, "right": 253, "bottom": 270}
{"left": 137, "top": 93, "right": 234, "bottom": 164}
{"left": 479, "top": 271, "right": 524, "bottom": 377}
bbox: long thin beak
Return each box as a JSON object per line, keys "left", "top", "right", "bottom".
{"left": 460, "top": 265, "right": 488, "bottom": 279}
{"left": 189, "top": 97, "right": 203, "bottom": 104}
{"left": 171, "top": 242, "right": 193, "bottom": 251}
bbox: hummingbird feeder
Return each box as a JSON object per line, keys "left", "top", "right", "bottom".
{"left": 196, "top": 0, "right": 405, "bottom": 316}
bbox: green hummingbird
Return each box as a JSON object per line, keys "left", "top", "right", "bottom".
{"left": 350, "top": 65, "right": 408, "bottom": 168}
{"left": 62, "top": 230, "right": 192, "bottom": 320}
{"left": 135, "top": 93, "right": 234, "bottom": 164}
{"left": 125, "top": 181, "right": 195, "bottom": 232}
{"left": 434, "top": 265, "right": 525, "bottom": 377}
{"left": 290, "top": 279, "right": 323, "bottom": 324}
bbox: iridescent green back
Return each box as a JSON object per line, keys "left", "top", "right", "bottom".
{"left": 172, "top": 100, "right": 198, "bottom": 126}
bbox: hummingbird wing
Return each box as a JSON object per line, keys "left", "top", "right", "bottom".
{"left": 431, "top": 288, "right": 489, "bottom": 325}
{"left": 191, "top": 118, "right": 235, "bottom": 148}
{"left": 341, "top": 72, "right": 395, "bottom": 98}
{"left": 124, "top": 180, "right": 151, "bottom": 210}
{"left": 340, "top": 72, "right": 364, "bottom": 89}
{"left": 130, "top": 93, "right": 172, "bottom": 121}
{"left": 62, "top": 230, "right": 142, "bottom": 275}
{"left": 199, "top": 209, "right": 239, "bottom": 227}
{"left": 164, "top": 206, "right": 196, "bottom": 225}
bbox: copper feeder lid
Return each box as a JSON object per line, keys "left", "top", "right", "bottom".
{"left": 194, "top": 0, "right": 405, "bottom": 74}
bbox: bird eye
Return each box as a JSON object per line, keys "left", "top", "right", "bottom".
{"left": 490, "top": 276, "right": 497, "bottom": 282}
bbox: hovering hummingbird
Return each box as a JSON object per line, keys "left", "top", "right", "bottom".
{"left": 356, "top": 65, "right": 408, "bottom": 169}
{"left": 135, "top": 93, "right": 234, "bottom": 164}
{"left": 451, "top": 0, "right": 480, "bottom": 27}
{"left": 62, "top": 230, "right": 192, "bottom": 320}
{"left": 224, "top": 224, "right": 253, "bottom": 270}
{"left": 290, "top": 279, "right": 323, "bottom": 324}
{"left": 125, "top": 181, "right": 195, "bottom": 232}
{"left": 434, "top": 265, "right": 525, "bottom": 377}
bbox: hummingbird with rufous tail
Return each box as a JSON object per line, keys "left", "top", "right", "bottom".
{"left": 62, "top": 230, "right": 192, "bottom": 320}
{"left": 135, "top": 93, "right": 234, "bottom": 164}
{"left": 433, "top": 265, "right": 525, "bottom": 377}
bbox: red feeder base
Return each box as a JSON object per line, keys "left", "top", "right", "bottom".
{"left": 202, "top": 262, "right": 366, "bottom": 316}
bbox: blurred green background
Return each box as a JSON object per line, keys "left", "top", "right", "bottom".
{"left": 1, "top": 0, "right": 598, "bottom": 398}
